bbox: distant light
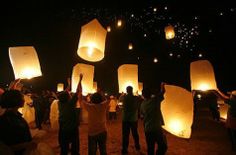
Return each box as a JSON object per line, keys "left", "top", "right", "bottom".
{"left": 131, "top": 14, "right": 134, "bottom": 17}
{"left": 153, "top": 58, "right": 158, "bottom": 63}
{"left": 209, "top": 29, "right": 212, "bottom": 33}
{"left": 128, "top": 43, "right": 133, "bottom": 50}
{"left": 105, "top": 93, "right": 108, "bottom": 96}
{"left": 107, "top": 26, "right": 111, "bottom": 32}
{"left": 137, "top": 57, "right": 140, "bottom": 60}
{"left": 117, "top": 19, "right": 122, "bottom": 27}
{"left": 164, "top": 6, "right": 168, "bottom": 10}
{"left": 230, "top": 8, "right": 234, "bottom": 12}
{"left": 194, "top": 16, "right": 198, "bottom": 20}
{"left": 153, "top": 8, "right": 157, "bottom": 12}
{"left": 219, "top": 12, "right": 223, "bottom": 16}
{"left": 197, "top": 94, "right": 202, "bottom": 99}
{"left": 198, "top": 53, "right": 203, "bottom": 58}
{"left": 169, "top": 53, "right": 173, "bottom": 57}
{"left": 144, "top": 34, "right": 147, "bottom": 37}
{"left": 177, "top": 54, "right": 181, "bottom": 58}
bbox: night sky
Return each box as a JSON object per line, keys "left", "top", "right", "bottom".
{"left": 0, "top": 1, "right": 236, "bottom": 95}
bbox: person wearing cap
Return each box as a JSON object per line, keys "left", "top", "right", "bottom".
{"left": 0, "top": 89, "right": 37, "bottom": 155}
{"left": 215, "top": 89, "right": 236, "bottom": 150}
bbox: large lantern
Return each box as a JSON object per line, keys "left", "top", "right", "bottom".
{"left": 92, "top": 81, "right": 97, "bottom": 93}
{"left": 9, "top": 46, "right": 42, "bottom": 79}
{"left": 190, "top": 60, "right": 217, "bottom": 91}
{"left": 138, "top": 82, "right": 143, "bottom": 95}
{"left": 118, "top": 64, "right": 138, "bottom": 94}
{"left": 164, "top": 25, "right": 175, "bottom": 40}
{"left": 71, "top": 63, "right": 94, "bottom": 95}
{"left": 161, "top": 85, "right": 194, "bottom": 138}
{"left": 57, "top": 83, "right": 64, "bottom": 92}
{"left": 77, "top": 19, "right": 107, "bottom": 62}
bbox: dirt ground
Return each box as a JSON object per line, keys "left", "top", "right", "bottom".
{"left": 38, "top": 104, "right": 236, "bottom": 155}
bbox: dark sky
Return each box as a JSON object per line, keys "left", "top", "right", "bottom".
{"left": 0, "top": 1, "right": 236, "bottom": 95}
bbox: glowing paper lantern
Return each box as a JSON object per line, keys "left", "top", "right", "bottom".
{"left": 164, "top": 25, "right": 175, "bottom": 40}
{"left": 117, "top": 19, "right": 122, "bottom": 27}
{"left": 218, "top": 99, "right": 229, "bottom": 120}
{"left": 57, "top": 83, "right": 64, "bottom": 92}
{"left": 128, "top": 43, "right": 133, "bottom": 50}
{"left": 92, "top": 82, "right": 97, "bottom": 93}
{"left": 161, "top": 85, "right": 194, "bottom": 138}
{"left": 190, "top": 60, "right": 217, "bottom": 91}
{"left": 118, "top": 64, "right": 138, "bottom": 94}
{"left": 9, "top": 46, "right": 42, "bottom": 79}
{"left": 77, "top": 19, "right": 107, "bottom": 62}
{"left": 138, "top": 82, "right": 143, "bottom": 95}
{"left": 107, "top": 26, "right": 111, "bottom": 32}
{"left": 71, "top": 63, "right": 94, "bottom": 95}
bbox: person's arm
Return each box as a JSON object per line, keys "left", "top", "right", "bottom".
{"left": 65, "top": 78, "right": 71, "bottom": 92}
{"left": 215, "top": 89, "right": 229, "bottom": 100}
{"left": 8, "top": 78, "right": 21, "bottom": 90}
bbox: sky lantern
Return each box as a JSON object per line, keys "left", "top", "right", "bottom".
{"left": 92, "top": 81, "right": 97, "bottom": 93}
{"left": 57, "top": 83, "right": 64, "bottom": 92}
{"left": 77, "top": 18, "right": 107, "bottom": 62}
{"left": 118, "top": 64, "right": 138, "bottom": 94}
{"left": 218, "top": 99, "right": 229, "bottom": 120}
{"left": 161, "top": 85, "right": 194, "bottom": 138}
{"left": 128, "top": 43, "right": 133, "bottom": 50}
{"left": 190, "top": 60, "right": 217, "bottom": 91}
{"left": 117, "top": 19, "right": 122, "bottom": 27}
{"left": 107, "top": 26, "right": 111, "bottom": 32}
{"left": 9, "top": 46, "right": 42, "bottom": 79}
{"left": 71, "top": 63, "right": 94, "bottom": 95}
{"left": 164, "top": 25, "right": 175, "bottom": 40}
{"left": 138, "top": 82, "right": 143, "bottom": 95}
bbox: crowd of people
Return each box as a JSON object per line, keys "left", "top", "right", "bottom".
{"left": 0, "top": 76, "right": 236, "bottom": 155}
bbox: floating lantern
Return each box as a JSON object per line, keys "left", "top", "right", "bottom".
{"left": 190, "top": 60, "right": 217, "bottom": 91}
{"left": 107, "top": 26, "right": 111, "bottom": 32}
{"left": 77, "top": 19, "right": 107, "bottom": 62}
{"left": 92, "top": 82, "right": 97, "bottom": 93}
{"left": 9, "top": 46, "right": 42, "bottom": 79}
{"left": 57, "top": 83, "right": 64, "bottom": 92}
{"left": 128, "top": 43, "right": 133, "bottom": 50}
{"left": 138, "top": 82, "right": 143, "bottom": 95}
{"left": 161, "top": 85, "right": 194, "bottom": 138}
{"left": 71, "top": 63, "right": 94, "bottom": 96}
{"left": 117, "top": 19, "right": 122, "bottom": 27}
{"left": 118, "top": 64, "right": 138, "bottom": 94}
{"left": 218, "top": 99, "right": 229, "bottom": 120}
{"left": 164, "top": 25, "right": 175, "bottom": 40}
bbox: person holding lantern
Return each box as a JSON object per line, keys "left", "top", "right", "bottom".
{"left": 121, "top": 86, "right": 141, "bottom": 154}
{"left": 140, "top": 82, "right": 168, "bottom": 155}
{"left": 57, "top": 77, "right": 81, "bottom": 155}
{"left": 213, "top": 89, "right": 236, "bottom": 150}
{"left": 79, "top": 74, "right": 109, "bottom": 155}
{"left": 0, "top": 79, "right": 37, "bottom": 155}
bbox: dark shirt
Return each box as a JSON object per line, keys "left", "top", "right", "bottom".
{"left": 122, "top": 94, "right": 139, "bottom": 122}
{"left": 0, "top": 110, "right": 32, "bottom": 154}
{"left": 141, "top": 93, "right": 164, "bottom": 132}
{"left": 59, "top": 95, "right": 79, "bottom": 131}
{"left": 225, "top": 98, "right": 236, "bottom": 117}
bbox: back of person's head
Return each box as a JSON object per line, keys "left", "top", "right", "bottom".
{"left": 126, "top": 86, "right": 133, "bottom": 94}
{"left": 142, "top": 88, "right": 152, "bottom": 99}
{"left": 91, "top": 92, "right": 103, "bottom": 104}
{"left": 0, "top": 90, "right": 24, "bottom": 108}
{"left": 57, "top": 91, "right": 70, "bottom": 103}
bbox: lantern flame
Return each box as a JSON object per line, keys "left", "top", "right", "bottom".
{"left": 198, "top": 83, "right": 210, "bottom": 91}
{"left": 22, "top": 67, "right": 36, "bottom": 79}
{"left": 169, "top": 119, "right": 183, "bottom": 135}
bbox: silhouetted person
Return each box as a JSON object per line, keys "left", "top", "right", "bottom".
{"left": 0, "top": 89, "right": 36, "bottom": 155}
{"left": 141, "top": 83, "right": 167, "bottom": 155}
{"left": 80, "top": 74, "right": 109, "bottom": 155}
{"left": 58, "top": 77, "right": 81, "bottom": 155}
{"left": 121, "top": 86, "right": 141, "bottom": 154}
